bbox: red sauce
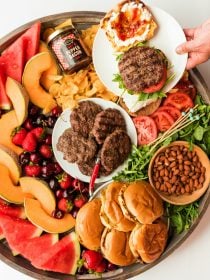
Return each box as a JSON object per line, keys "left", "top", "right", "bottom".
{"left": 112, "top": 8, "right": 147, "bottom": 41}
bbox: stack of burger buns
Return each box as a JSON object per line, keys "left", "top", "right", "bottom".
{"left": 75, "top": 180, "right": 168, "bottom": 266}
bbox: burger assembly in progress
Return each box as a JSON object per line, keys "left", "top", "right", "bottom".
{"left": 0, "top": 0, "right": 210, "bottom": 279}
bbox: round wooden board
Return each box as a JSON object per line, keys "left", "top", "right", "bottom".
{"left": 0, "top": 11, "right": 210, "bottom": 280}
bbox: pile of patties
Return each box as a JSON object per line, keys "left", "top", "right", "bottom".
{"left": 75, "top": 180, "right": 168, "bottom": 266}
{"left": 56, "top": 100, "right": 132, "bottom": 177}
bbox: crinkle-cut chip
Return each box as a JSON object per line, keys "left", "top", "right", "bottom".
{"left": 81, "top": 25, "right": 99, "bottom": 51}
{"left": 49, "top": 83, "right": 61, "bottom": 96}
{"left": 47, "top": 75, "right": 63, "bottom": 81}
{"left": 93, "top": 80, "right": 106, "bottom": 93}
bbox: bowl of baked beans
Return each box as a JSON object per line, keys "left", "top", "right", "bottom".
{"left": 148, "top": 141, "right": 210, "bottom": 205}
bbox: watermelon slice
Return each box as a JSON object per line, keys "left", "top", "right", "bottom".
{"left": 22, "top": 21, "right": 41, "bottom": 62}
{"left": 0, "top": 213, "right": 42, "bottom": 254}
{"left": 0, "top": 66, "right": 12, "bottom": 109}
{"left": 0, "top": 198, "right": 26, "bottom": 240}
{"left": 0, "top": 227, "right": 4, "bottom": 240}
{"left": 32, "top": 232, "right": 80, "bottom": 275}
{"left": 0, "top": 198, "right": 25, "bottom": 219}
{"left": 0, "top": 38, "right": 25, "bottom": 82}
{"left": 15, "top": 233, "right": 58, "bottom": 262}
{"left": 0, "top": 21, "right": 41, "bottom": 83}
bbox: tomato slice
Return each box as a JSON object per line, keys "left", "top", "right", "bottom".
{"left": 163, "top": 92, "right": 194, "bottom": 111}
{"left": 156, "top": 105, "right": 181, "bottom": 121}
{"left": 173, "top": 80, "right": 197, "bottom": 100}
{"left": 152, "top": 111, "right": 175, "bottom": 132}
{"left": 133, "top": 116, "right": 158, "bottom": 145}
{"left": 143, "top": 67, "right": 167, "bottom": 94}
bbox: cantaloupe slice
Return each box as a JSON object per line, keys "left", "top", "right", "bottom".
{"left": 0, "top": 110, "right": 23, "bottom": 155}
{"left": 0, "top": 164, "right": 24, "bottom": 204}
{"left": 5, "top": 77, "right": 29, "bottom": 126}
{"left": 24, "top": 198, "right": 75, "bottom": 234}
{"left": 22, "top": 52, "right": 57, "bottom": 114}
{"left": 19, "top": 177, "right": 56, "bottom": 215}
{"left": 0, "top": 144, "right": 21, "bottom": 184}
{"left": 39, "top": 41, "right": 60, "bottom": 91}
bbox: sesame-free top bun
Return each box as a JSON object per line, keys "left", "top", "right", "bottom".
{"left": 75, "top": 198, "right": 104, "bottom": 251}
{"left": 101, "top": 227, "right": 137, "bottom": 266}
{"left": 100, "top": 181, "right": 135, "bottom": 232}
{"left": 129, "top": 219, "right": 168, "bottom": 263}
{"left": 118, "top": 180, "right": 164, "bottom": 224}
{"left": 101, "top": 0, "right": 158, "bottom": 52}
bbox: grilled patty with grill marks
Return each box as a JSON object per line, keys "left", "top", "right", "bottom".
{"left": 118, "top": 46, "right": 166, "bottom": 93}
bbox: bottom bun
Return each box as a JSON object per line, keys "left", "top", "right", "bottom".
{"left": 119, "top": 98, "right": 162, "bottom": 117}
{"left": 129, "top": 220, "right": 168, "bottom": 263}
{"left": 101, "top": 228, "right": 136, "bottom": 266}
{"left": 75, "top": 198, "right": 104, "bottom": 251}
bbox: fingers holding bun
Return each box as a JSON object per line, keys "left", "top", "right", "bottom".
{"left": 129, "top": 219, "right": 168, "bottom": 263}
{"left": 100, "top": 181, "right": 135, "bottom": 232}
{"left": 118, "top": 180, "right": 164, "bottom": 224}
{"left": 75, "top": 198, "right": 104, "bottom": 251}
{"left": 101, "top": 227, "right": 137, "bottom": 266}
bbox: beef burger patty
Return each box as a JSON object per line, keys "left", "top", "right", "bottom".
{"left": 70, "top": 100, "right": 103, "bottom": 138}
{"left": 101, "top": 129, "right": 132, "bottom": 172}
{"left": 118, "top": 46, "right": 167, "bottom": 93}
{"left": 92, "top": 108, "right": 126, "bottom": 144}
{"left": 56, "top": 128, "right": 97, "bottom": 164}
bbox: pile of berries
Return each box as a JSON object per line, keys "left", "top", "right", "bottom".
{"left": 78, "top": 249, "right": 117, "bottom": 274}
{"left": 14, "top": 104, "right": 89, "bottom": 218}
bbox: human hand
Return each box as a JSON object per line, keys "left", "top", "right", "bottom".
{"left": 176, "top": 19, "right": 210, "bottom": 69}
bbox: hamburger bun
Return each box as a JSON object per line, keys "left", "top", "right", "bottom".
{"left": 101, "top": 0, "right": 157, "bottom": 52}
{"left": 75, "top": 198, "right": 104, "bottom": 250}
{"left": 101, "top": 227, "right": 137, "bottom": 266}
{"left": 118, "top": 180, "right": 164, "bottom": 224}
{"left": 129, "top": 219, "right": 168, "bottom": 263}
{"left": 119, "top": 97, "right": 162, "bottom": 117}
{"left": 100, "top": 181, "right": 135, "bottom": 232}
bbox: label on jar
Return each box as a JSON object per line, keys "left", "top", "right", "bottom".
{"left": 50, "top": 29, "right": 90, "bottom": 72}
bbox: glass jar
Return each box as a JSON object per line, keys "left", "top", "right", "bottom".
{"left": 47, "top": 25, "right": 91, "bottom": 73}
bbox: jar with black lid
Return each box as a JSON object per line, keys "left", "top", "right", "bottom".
{"left": 46, "top": 25, "right": 92, "bottom": 73}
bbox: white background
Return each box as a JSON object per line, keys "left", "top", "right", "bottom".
{"left": 0, "top": 0, "right": 210, "bottom": 279}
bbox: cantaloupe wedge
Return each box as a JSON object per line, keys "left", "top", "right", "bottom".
{"left": 0, "top": 110, "right": 23, "bottom": 155}
{"left": 0, "top": 144, "right": 21, "bottom": 184}
{"left": 5, "top": 77, "right": 29, "bottom": 126}
{"left": 24, "top": 198, "right": 75, "bottom": 234}
{"left": 22, "top": 52, "right": 57, "bottom": 114}
{"left": 0, "top": 164, "right": 24, "bottom": 204}
{"left": 39, "top": 41, "right": 60, "bottom": 91}
{"left": 19, "top": 177, "right": 56, "bottom": 215}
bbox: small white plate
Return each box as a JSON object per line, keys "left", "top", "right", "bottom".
{"left": 92, "top": 5, "right": 188, "bottom": 97}
{"left": 52, "top": 98, "right": 137, "bottom": 183}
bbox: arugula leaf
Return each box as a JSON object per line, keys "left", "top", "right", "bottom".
{"left": 165, "top": 202, "right": 199, "bottom": 234}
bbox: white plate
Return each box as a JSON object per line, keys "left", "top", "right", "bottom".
{"left": 92, "top": 5, "right": 188, "bottom": 97}
{"left": 52, "top": 98, "right": 137, "bottom": 183}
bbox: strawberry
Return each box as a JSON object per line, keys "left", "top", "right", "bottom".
{"left": 82, "top": 250, "right": 103, "bottom": 270}
{"left": 11, "top": 127, "right": 27, "bottom": 146}
{"left": 57, "top": 198, "right": 73, "bottom": 213}
{"left": 58, "top": 173, "right": 72, "bottom": 189}
{"left": 24, "top": 164, "right": 41, "bottom": 177}
{"left": 39, "top": 144, "right": 53, "bottom": 159}
{"left": 22, "top": 132, "right": 37, "bottom": 152}
{"left": 95, "top": 260, "right": 107, "bottom": 273}
{"left": 74, "top": 194, "right": 87, "bottom": 208}
{"left": 31, "top": 127, "right": 46, "bottom": 141}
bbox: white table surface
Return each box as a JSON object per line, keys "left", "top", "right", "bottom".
{"left": 0, "top": 1, "right": 210, "bottom": 279}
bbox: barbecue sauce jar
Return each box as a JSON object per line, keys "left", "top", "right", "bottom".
{"left": 47, "top": 25, "right": 91, "bottom": 73}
